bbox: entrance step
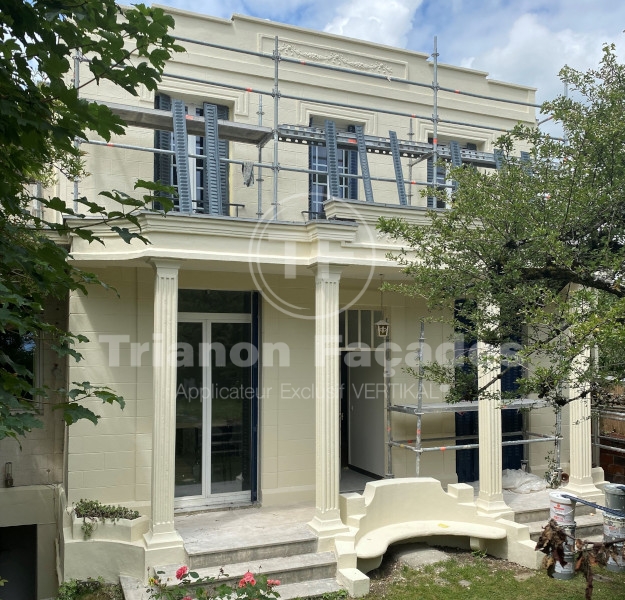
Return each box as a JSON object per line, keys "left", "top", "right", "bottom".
{"left": 187, "top": 529, "right": 318, "bottom": 569}
{"left": 119, "top": 573, "right": 342, "bottom": 600}
{"left": 514, "top": 502, "right": 597, "bottom": 524}
{"left": 526, "top": 512, "right": 605, "bottom": 542}
{"left": 155, "top": 551, "right": 337, "bottom": 594}
{"left": 277, "top": 578, "right": 344, "bottom": 599}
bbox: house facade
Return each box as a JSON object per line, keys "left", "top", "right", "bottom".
{"left": 0, "top": 6, "right": 606, "bottom": 598}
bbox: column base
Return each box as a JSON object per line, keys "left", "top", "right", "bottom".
{"left": 475, "top": 493, "right": 514, "bottom": 520}
{"left": 308, "top": 509, "right": 350, "bottom": 551}
{"left": 143, "top": 528, "right": 185, "bottom": 551}
{"left": 562, "top": 478, "right": 605, "bottom": 504}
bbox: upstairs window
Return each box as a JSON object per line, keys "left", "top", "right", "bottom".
{"left": 309, "top": 122, "right": 358, "bottom": 217}
{"left": 154, "top": 94, "right": 229, "bottom": 214}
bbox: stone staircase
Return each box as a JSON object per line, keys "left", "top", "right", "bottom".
{"left": 514, "top": 503, "right": 606, "bottom": 545}
{"left": 120, "top": 518, "right": 343, "bottom": 599}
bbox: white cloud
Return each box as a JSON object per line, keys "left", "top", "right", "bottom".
{"left": 324, "top": 0, "right": 423, "bottom": 48}
{"left": 472, "top": 13, "right": 604, "bottom": 101}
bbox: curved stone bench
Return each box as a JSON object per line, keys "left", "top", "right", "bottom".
{"left": 335, "top": 477, "right": 538, "bottom": 597}
{"left": 356, "top": 519, "right": 507, "bottom": 560}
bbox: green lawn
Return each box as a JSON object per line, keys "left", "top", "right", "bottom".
{"left": 365, "top": 551, "right": 625, "bottom": 600}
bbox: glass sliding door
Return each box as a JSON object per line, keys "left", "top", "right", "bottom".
{"left": 175, "top": 322, "right": 204, "bottom": 498}
{"left": 210, "top": 322, "right": 252, "bottom": 494}
{"left": 175, "top": 313, "right": 254, "bottom": 507}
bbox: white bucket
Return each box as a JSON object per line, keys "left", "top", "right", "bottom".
{"left": 606, "top": 543, "right": 625, "bottom": 573}
{"left": 552, "top": 551, "right": 576, "bottom": 580}
{"left": 550, "top": 492, "right": 576, "bottom": 525}
{"left": 560, "top": 523, "right": 577, "bottom": 552}
{"left": 604, "top": 514, "right": 625, "bottom": 542}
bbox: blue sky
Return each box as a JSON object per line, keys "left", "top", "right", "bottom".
{"left": 150, "top": 1, "right": 624, "bottom": 119}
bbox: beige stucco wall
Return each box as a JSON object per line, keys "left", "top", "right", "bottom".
{"left": 57, "top": 9, "right": 535, "bottom": 223}
{"left": 67, "top": 260, "right": 560, "bottom": 509}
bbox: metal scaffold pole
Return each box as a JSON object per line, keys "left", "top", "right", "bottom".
{"left": 416, "top": 319, "right": 425, "bottom": 476}
{"left": 73, "top": 49, "right": 82, "bottom": 212}
{"left": 272, "top": 36, "right": 280, "bottom": 220}
{"left": 431, "top": 36, "right": 439, "bottom": 206}
{"left": 257, "top": 95, "right": 264, "bottom": 218}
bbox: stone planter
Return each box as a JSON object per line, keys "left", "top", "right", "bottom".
{"left": 72, "top": 514, "right": 149, "bottom": 543}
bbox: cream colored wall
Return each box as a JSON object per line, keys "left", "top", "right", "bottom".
{"left": 64, "top": 258, "right": 564, "bottom": 510}
{"left": 60, "top": 9, "right": 536, "bottom": 224}
{"left": 66, "top": 267, "right": 148, "bottom": 507}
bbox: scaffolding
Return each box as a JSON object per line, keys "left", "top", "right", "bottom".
{"left": 385, "top": 319, "right": 563, "bottom": 478}
{"left": 71, "top": 27, "right": 566, "bottom": 482}
{"left": 73, "top": 33, "right": 543, "bottom": 220}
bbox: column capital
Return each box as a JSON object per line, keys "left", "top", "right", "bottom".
{"left": 148, "top": 258, "right": 182, "bottom": 273}
{"left": 309, "top": 263, "right": 346, "bottom": 281}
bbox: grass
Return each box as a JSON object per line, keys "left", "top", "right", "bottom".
{"left": 365, "top": 549, "right": 625, "bottom": 600}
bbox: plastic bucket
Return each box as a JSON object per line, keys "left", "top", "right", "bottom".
{"left": 603, "top": 514, "right": 625, "bottom": 543}
{"left": 560, "top": 523, "right": 577, "bottom": 552}
{"left": 552, "top": 551, "right": 576, "bottom": 580}
{"left": 550, "top": 492, "right": 576, "bottom": 525}
{"left": 606, "top": 543, "right": 625, "bottom": 573}
{"left": 604, "top": 484, "right": 625, "bottom": 513}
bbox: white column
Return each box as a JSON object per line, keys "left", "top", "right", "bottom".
{"left": 308, "top": 264, "right": 349, "bottom": 548}
{"left": 475, "top": 339, "right": 512, "bottom": 518}
{"left": 565, "top": 348, "right": 603, "bottom": 500}
{"left": 144, "top": 260, "right": 184, "bottom": 550}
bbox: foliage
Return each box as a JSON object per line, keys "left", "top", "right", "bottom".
{"left": 379, "top": 44, "right": 625, "bottom": 409}
{"left": 147, "top": 567, "right": 280, "bottom": 600}
{"left": 56, "top": 577, "right": 123, "bottom": 600}
{"left": 72, "top": 498, "right": 140, "bottom": 539}
{"left": 535, "top": 519, "right": 625, "bottom": 599}
{"left": 365, "top": 552, "right": 625, "bottom": 600}
{"left": 0, "top": 1, "right": 183, "bottom": 441}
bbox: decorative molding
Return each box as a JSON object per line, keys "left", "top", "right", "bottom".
{"left": 158, "top": 79, "right": 250, "bottom": 118}
{"left": 279, "top": 42, "right": 394, "bottom": 77}
{"left": 259, "top": 35, "right": 406, "bottom": 78}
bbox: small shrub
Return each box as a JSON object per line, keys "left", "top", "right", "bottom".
{"left": 56, "top": 577, "right": 123, "bottom": 599}
{"left": 72, "top": 498, "right": 140, "bottom": 539}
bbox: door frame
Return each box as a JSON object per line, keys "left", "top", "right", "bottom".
{"left": 175, "top": 312, "right": 254, "bottom": 510}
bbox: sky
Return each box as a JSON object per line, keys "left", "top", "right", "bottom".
{"left": 150, "top": 0, "right": 624, "bottom": 130}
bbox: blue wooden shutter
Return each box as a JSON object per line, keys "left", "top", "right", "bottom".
{"left": 154, "top": 94, "right": 172, "bottom": 203}
{"left": 217, "top": 104, "right": 230, "bottom": 213}
{"left": 347, "top": 125, "right": 358, "bottom": 200}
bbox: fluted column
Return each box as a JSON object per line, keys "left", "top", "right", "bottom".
{"left": 144, "top": 259, "right": 184, "bottom": 550}
{"left": 308, "top": 264, "right": 349, "bottom": 549}
{"left": 475, "top": 339, "right": 512, "bottom": 517}
{"left": 565, "top": 348, "right": 603, "bottom": 500}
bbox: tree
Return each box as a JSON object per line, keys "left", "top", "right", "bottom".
{"left": 379, "top": 44, "right": 625, "bottom": 409}
{"left": 0, "top": 1, "right": 183, "bottom": 441}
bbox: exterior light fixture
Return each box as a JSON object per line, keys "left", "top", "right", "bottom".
{"left": 376, "top": 319, "right": 390, "bottom": 338}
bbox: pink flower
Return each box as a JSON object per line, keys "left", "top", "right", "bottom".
{"left": 267, "top": 579, "right": 281, "bottom": 587}
{"left": 175, "top": 565, "right": 189, "bottom": 580}
{"left": 182, "top": 596, "right": 192, "bottom": 600}
{"left": 238, "top": 571, "right": 256, "bottom": 587}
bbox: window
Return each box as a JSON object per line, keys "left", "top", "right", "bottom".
{"left": 1, "top": 330, "right": 40, "bottom": 408}
{"left": 309, "top": 123, "right": 358, "bottom": 217}
{"left": 154, "top": 95, "right": 229, "bottom": 214}
{"left": 427, "top": 140, "right": 477, "bottom": 209}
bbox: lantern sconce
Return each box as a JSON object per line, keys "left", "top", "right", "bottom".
{"left": 376, "top": 319, "right": 390, "bottom": 338}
